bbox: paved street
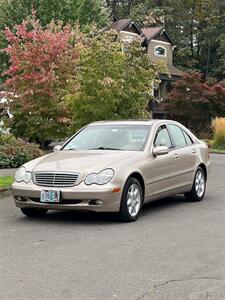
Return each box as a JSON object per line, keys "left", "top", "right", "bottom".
{"left": 1, "top": 154, "right": 225, "bottom": 300}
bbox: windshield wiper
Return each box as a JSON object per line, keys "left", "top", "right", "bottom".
{"left": 89, "top": 147, "right": 122, "bottom": 151}
{"left": 64, "top": 147, "right": 123, "bottom": 151}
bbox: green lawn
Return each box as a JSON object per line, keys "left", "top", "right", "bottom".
{"left": 0, "top": 176, "right": 14, "bottom": 189}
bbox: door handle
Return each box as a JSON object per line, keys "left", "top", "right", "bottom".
{"left": 173, "top": 153, "right": 179, "bottom": 159}
{"left": 192, "top": 148, "right": 196, "bottom": 154}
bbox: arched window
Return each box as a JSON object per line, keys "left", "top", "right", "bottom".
{"left": 154, "top": 46, "right": 167, "bottom": 57}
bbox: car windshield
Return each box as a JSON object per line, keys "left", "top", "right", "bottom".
{"left": 63, "top": 124, "right": 151, "bottom": 151}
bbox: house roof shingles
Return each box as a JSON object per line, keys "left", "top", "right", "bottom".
{"left": 106, "top": 19, "right": 143, "bottom": 35}
{"left": 106, "top": 19, "right": 132, "bottom": 32}
{"left": 168, "top": 65, "right": 184, "bottom": 77}
{"left": 141, "top": 27, "right": 163, "bottom": 41}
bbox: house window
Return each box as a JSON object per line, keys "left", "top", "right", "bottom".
{"left": 154, "top": 46, "right": 167, "bottom": 57}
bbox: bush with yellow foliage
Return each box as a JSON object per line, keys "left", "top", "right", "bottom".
{"left": 212, "top": 118, "right": 225, "bottom": 149}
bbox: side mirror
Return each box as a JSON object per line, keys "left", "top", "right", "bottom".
{"left": 53, "top": 145, "right": 62, "bottom": 152}
{"left": 153, "top": 146, "right": 169, "bottom": 157}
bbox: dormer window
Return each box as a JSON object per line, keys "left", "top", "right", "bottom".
{"left": 154, "top": 46, "right": 167, "bottom": 57}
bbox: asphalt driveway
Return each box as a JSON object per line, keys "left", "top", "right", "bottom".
{"left": 1, "top": 154, "right": 225, "bottom": 300}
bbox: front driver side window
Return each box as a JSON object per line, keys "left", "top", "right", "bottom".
{"left": 168, "top": 124, "right": 186, "bottom": 148}
{"left": 154, "top": 125, "right": 172, "bottom": 149}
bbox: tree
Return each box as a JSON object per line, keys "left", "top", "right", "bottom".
{"left": 0, "top": 0, "right": 109, "bottom": 81}
{"left": 164, "top": 72, "right": 225, "bottom": 136}
{"left": 3, "top": 14, "right": 80, "bottom": 145}
{"left": 106, "top": 0, "right": 138, "bottom": 17}
{"left": 212, "top": 33, "right": 225, "bottom": 79}
{"left": 66, "top": 31, "right": 161, "bottom": 130}
{"left": 0, "top": 0, "right": 108, "bottom": 29}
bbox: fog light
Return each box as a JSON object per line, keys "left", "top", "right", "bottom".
{"left": 16, "top": 197, "right": 27, "bottom": 202}
{"left": 95, "top": 200, "right": 103, "bottom": 205}
{"left": 89, "top": 200, "right": 103, "bottom": 206}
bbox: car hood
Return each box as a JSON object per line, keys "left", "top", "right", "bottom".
{"left": 26, "top": 150, "right": 141, "bottom": 174}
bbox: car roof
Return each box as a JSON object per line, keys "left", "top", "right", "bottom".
{"left": 89, "top": 119, "right": 178, "bottom": 126}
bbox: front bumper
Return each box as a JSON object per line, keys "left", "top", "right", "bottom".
{"left": 12, "top": 181, "right": 122, "bottom": 212}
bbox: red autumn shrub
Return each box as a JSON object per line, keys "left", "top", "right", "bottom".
{"left": 3, "top": 12, "right": 80, "bottom": 143}
{"left": 164, "top": 72, "right": 225, "bottom": 136}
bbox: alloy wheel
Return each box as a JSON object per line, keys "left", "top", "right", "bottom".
{"left": 127, "top": 183, "right": 141, "bottom": 217}
{"left": 195, "top": 170, "right": 205, "bottom": 198}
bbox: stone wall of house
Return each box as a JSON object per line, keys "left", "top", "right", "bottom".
{"left": 148, "top": 40, "right": 173, "bottom": 65}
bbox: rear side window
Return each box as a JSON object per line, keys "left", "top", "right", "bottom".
{"left": 183, "top": 131, "right": 194, "bottom": 145}
{"left": 154, "top": 125, "right": 172, "bottom": 149}
{"left": 168, "top": 124, "right": 186, "bottom": 148}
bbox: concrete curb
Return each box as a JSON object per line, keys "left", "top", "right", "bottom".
{"left": 210, "top": 151, "right": 225, "bottom": 155}
{"left": 0, "top": 189, "right": 11, "bottom": 196}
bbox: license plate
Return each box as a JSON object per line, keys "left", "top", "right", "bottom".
{"left": 40, "top": 190, "right": 60, "bottom": 203}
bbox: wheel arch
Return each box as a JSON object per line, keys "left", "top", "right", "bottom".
{"left": 198, "top": 163, "right": 207, "bottom": 180}
{"left": 127, "top": 172, "right": 145, "bottom": 199}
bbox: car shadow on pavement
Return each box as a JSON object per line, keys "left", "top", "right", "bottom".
{"left": 142, "top": 195, "right": 188, "bottom": 216}
{"left": 19, "top": 195, "right": 188, "bottom": 225}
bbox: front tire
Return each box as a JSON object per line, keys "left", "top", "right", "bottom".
{"left": 185, "top": 167, "right": 206, "bottom": 202}
{"left": 119, "top": 177, "right": 143, "bottom": 222}
{"left": 20, "top": 208, "right": 48, "bottom": 217}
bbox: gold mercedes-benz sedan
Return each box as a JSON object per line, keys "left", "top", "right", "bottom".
{"left": 12, "top": 120, "right": 210, "bottom": 222}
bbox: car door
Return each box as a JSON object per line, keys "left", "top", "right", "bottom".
{"left": 150, "top": 124, "right": 181, "bottom": 196}
{"left": 167, "top": 124, "right": 197, "bottom": 188}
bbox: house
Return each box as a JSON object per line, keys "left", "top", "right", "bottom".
{"left": 106, "top": 19, "right": 184, "bottom": 118}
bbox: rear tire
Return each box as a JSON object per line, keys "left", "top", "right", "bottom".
{"left": 119, "top": 177, "right": 143, "bottom": 222}
{"left": 20, "top": 208, "right": 48, "bottom": 217}
{"left": 185, "top": 167, "right": 206, "bottom": 202}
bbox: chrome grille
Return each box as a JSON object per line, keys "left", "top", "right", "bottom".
{"left": 34, "top": 172, "right": 79, "bottom": 187}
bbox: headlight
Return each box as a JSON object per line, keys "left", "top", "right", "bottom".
{"left": 85, "top": 169, "right": 114, "bottom": 185}
{"left": 15, "top": 167, "right": 32, "bottom": 183}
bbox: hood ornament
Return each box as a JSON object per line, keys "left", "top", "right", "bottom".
{"left": 56, "top": 161, "right": 61, "bottom": 169}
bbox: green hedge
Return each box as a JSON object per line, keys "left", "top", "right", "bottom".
{"left": 0, "top": 134, "right": 43, "bottom": 168}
